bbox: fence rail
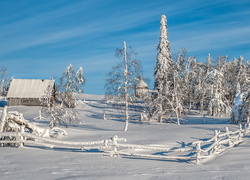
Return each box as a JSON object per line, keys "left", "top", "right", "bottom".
{"left": 1, "top": 121, "right": 250, "bottom": 164}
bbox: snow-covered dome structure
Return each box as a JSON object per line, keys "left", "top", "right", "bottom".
{"left": 135, "top": 79, "right": 149, "bottom": 99}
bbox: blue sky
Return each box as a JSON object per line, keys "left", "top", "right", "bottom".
{"left": 0, "top": 0, "right": 250, "bottom": 94}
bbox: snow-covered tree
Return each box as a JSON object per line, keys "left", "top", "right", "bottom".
{"left": 105, "top": 41, "right": 143, "bottom": 131}
{"left": 76, "top": 67, "right": 85, "bottom": 89}
{"left": 206, "top": 53, "right": 214, "bottom": 71}
{"left": 41, "top": 84, "right": 78, "bottom": 128}
{"left": 59, "top": 64, "right": 86, "bottom": 108}
{"left": 176, "top": 48, "right": 188, "bottom": 75}
{"left": 238, "top": 93, "right": 250, "bottom": 125}
{"left": 0, "top": 67, "right": 10, "bottom": 96}
{"left": 42, "top": 103, "right": 78, "bottom": 128}
{"left": 60, "top": 64, "right": 85, "bottom": 93}
{"left": 190, "top": 60, "right": 209, "bottom": 114}
{"left": 149, "top": 15, "right": 184, "bottom": 123}
{"left": 153, "top": 15, "right": 173, "bottom": 94}
{"left": 230, "top": 91, "right": 250, "bottom": 125}
{"left": 184, "top": 57, "right": 199, "bottom": 111}
{"left": 206, "top": 61, "right": 231, "bottom": 117}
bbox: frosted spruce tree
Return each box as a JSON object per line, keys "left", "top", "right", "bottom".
{"left": 149, "top": 15, "right": 183, "bottom": 124}
{"left": 105, "top": 41, "right": 143, "bottom": 131}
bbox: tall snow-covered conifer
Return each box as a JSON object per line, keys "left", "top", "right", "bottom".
{"left": 154, "top": 15, "right": 173, "bottom": 93}
{"left": 149, "top": 15, "right": 178, "bottom": 123}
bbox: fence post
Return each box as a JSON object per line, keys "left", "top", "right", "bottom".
{"left": 225, "top": 127, "right": 232, "bottom": 147}
{"left": 213, "top": 130, "right": 219, "bottom": 153}
{"left": 19, "top": 125, "right": 25, "bottom": 148}
{"left": 38, "top": 110, "right": 42, "bottom": 120}
{"left": 111, "top": 135, "right": 119, "bottom": 157}
{"left": 195, "top": 142, "right": 201, "bottom": 165}
{"left": 238, "top": 124, "right": 243, "bottom": 142}
{"left": 246, "top": 118, "right": 250, "bottom": 134}
{"left": 103, "top": 110, "right": 106, "bottom": 120}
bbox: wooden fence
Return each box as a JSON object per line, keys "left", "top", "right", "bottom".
{"left": 1, "top": 121, "right": 250, "bottom": 164}
{"left": 192, "top": 122, "right": 250, "bottom": 164}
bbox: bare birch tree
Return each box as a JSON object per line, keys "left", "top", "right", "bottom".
{"left": 105, "top": 41, "right": 143, "bottom": 131}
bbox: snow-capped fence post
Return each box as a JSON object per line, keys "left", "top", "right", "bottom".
{"left": 19, "top": 125, "right": 25, "bottom": 148}
{"left": 225, "top": 127, "right": 232, "bottom": 147}
{"left": 110, "top": 135, "right": 119, "bottom": 157}
{"left": 238, "top": 124, "right": 243, "bottom": 142}
{"left": 195, "top": 142, "right": 201, "bottom": 165}
{"left": 34, "top": 110, "right": 46, "bottom": 120}
{"left": 243, "top": 117, "right": 249, "bottom": 130}
{"left": 214, "top": 130, "right": 218, "bottom": 142}
{"left": 140, "top": 113, "right": 148, "bottom": 121}
{"left": 245, "top": 118, "right": 250, "bottom": 134}
{"left": 38, "top": 110, "right": 42, "bottom": 120}
{"left": 103, "top": 110, "right": 107, "bottom": 120}
{"left": 213, "top": 130, "right": 220, "bottom": 154}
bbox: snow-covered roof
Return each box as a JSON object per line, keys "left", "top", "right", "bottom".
{"left": 7, "top": 79, "right": 55, "bottom": 98}
{"left": 135, "top": 79, "right": 148, "bottom": 89}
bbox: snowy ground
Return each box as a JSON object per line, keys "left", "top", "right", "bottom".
{"left": 1, "top": 94, "right": 250, "bottom": 180}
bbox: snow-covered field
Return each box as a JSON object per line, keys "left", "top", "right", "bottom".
{"left": 1, "top": 94, "right": 250, "bottom": 180}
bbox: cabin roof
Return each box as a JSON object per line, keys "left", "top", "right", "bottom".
{"left": 7, "top": 79, "right": 55, "bottom": 98}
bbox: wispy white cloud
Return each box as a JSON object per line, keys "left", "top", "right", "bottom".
{"left": 0, "top": 0, "right": 249, "bottom": 94}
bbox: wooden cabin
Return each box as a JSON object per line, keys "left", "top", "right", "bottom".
{"left": 7, "top": 79, "right": 55, "bottom": 106}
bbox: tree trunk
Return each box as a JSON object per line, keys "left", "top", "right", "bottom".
{"left": 0, "top": 106, "right": 8, "bottom": 132}
{"left": 123, "top": 41, "right": 129, "bottom": 132}
{"left": 123, "top": 91, "right": 129, "bottom": 132}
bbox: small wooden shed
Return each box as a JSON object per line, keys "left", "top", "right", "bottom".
{"left": 7, "top": 79, "right": 55, "bottom": 106}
